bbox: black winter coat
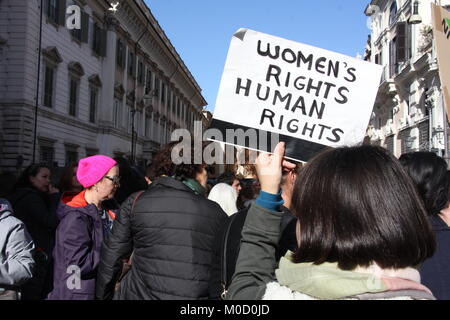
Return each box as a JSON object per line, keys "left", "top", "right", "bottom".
{"left": 6, "top": 187, "right": 59, "bottom": 300}
{"left": 419, "top": 215, "right": 450, "bottom": 300}
{"left": 96, "top": 177, "right": 228, "bottom": 300}
{"left": 209, "top": 205, "right": 297, "bottom": 299}
{"left": 7, "top": 188, "right": 58, "bottom": 256}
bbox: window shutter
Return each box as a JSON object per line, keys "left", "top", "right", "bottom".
{"left": 58, "top": 0, "right": 67, "bottom": 26}
{"left": 81, "top": 11, "right": 89, "bottom": 43}
{"left": 100, "top": 29, "right": 107, "bottom": 57}
{"left": 389, "top": 39, "right": 396, "bottom": 77}
{"left": 396, "top": 22, "right": 407, "bottom": 62}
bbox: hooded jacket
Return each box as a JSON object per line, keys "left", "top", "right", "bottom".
{"left": 96, "top": 176, "right": 228, "bottom": 300}
{"left": 227, "top": 196, "right": 435, "bottom": 301}
{"left": 47, "top": 191, "right": 118, "bottom": 300}
{"left": 0, "top": 198, "right": 35, "bottom": 299}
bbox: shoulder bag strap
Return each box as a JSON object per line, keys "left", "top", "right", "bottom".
{"left": 220, "top": 212, "right": 238, "bottom": 300}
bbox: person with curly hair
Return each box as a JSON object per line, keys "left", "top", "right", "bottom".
{"left": 96, "top": 141, "right": 228, "bottom": 300}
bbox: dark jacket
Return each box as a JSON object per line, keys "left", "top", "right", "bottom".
{"left": 210, "top": 206, "right": 296, "bottom": 299}
{"left": 96, "top": 176, "right": 228, "bottom": 300}
{"left": 6, "top": 188, "right": 59, "bottom": 300}
{"left": 47, "top": 191, "right": 119, "bottom": 300}
{"left": 227, "top": 203, "right": 435, "bottom": 300}
{"left": 0, "top": 199, "right": 35, "bottom": 300}
{"left": 420, "top": 215, "right": 450, "bottom": 300}
{"left": 7, "top": 188, "right": 58, "bottom": 257}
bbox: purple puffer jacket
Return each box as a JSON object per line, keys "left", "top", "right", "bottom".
{"left": 47, "top": 191, "right": 118, "bottom": 300}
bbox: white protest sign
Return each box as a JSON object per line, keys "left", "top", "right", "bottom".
{"left": 209, "top": 28, "right": 383, "bottom": 162}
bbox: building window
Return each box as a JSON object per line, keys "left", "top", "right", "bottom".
{"left": 154, "top": 77, "right": 160, "bottom": 97}
{"left": 396, "top": 22, "right": 410, "bottom": 62}
{"left": 138, "top": 61, "right": 145, "bottom": 85}
{"left": 386, "top": 136, "right": 395, "bottom": 154}
{"left": 145, "top": 69, "right": 152, "bottom": 94}
{"left": 65, "top": 149, "right": 78, "bottom": 166}
{"left": 389, "top": 37, "right": 398, "bottom": 77}
{"left": 172, "top": 94, "right": 176, "bottom": 114}
{"left": 72, "top": 27, "right": 82, "bottom": 42}
{"left": 389, "top": 1, "right": 398, "bottom": 25}
{"left": 114, "top": 99, "right": 121, "bottom": 128}
{"left": 69, "top": 78, "right": 79, "bottom": 116}
{"left": 128, "top": 51, "right": 135, "bottom": 77}
{"left": 374, "top": 52, "right": 382, "bottom": 65}
{"left": 116, "top": 39, "right": 125, "bottom": 68}
{"left": 43, "top": 64, "right": 55, "bottom": 108}
{"left": 40, "top": 145, "right": 54, "bottom": 166}
{"left": 167, "top": 91, "right": 172, "bottom": 113}
{"left": 46, "top": 0, "right": 59, "bottom": 24}
{"left": 89, "top": 87, "right": 98, "bottom": 123}
{"left": 93, "top": 23, "right": 107, "bottom": 57}
{"left": 70, "top": 10, "right": 88, "bottom": 42}
{"left": 145, "top": 110, "right": 151, "bottom": 137}
{"left": 161, "top": 83, "right": 166, "bottom": 103}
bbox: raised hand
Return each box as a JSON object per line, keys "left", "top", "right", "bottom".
{"left": 255, "top": 142, "right": 296, "bottom": 194}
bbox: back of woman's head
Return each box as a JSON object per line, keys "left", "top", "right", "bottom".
{"left": 13, "top": 163, "right": 49, "bottom": 191}
{"left": 208, "top": 183, "right": 238, "bottom": 216}
{"left": 148, "top": 140, "right": 206, "bottom": 180}
{"left": 292, "top": 145, "right": 435, "bottom": 270}
{"left": 399, "top": 152, "right": 449, "bottom": 216}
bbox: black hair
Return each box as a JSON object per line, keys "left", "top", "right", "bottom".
{"left": 113, "top": 156, "right": 148, "bottom": 204}
{"left": 12, "top": 163, "right": 50, "bottom": 191}
{"left": 399, "top": 152, "right": 449, "bottom": 216}
{"left": 217, "top": 171, "right": 237, "bottom": 186}
{"left": 292, "top": 145, "right": 435, "bottom": 270}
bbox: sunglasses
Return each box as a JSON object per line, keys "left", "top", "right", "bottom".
{"left": 104, "top": 175, "right": 121, "bottom": 185}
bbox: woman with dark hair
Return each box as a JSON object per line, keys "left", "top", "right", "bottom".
{"left": 6, "top": 163, "right": 60, "bottom": 300}
{"left": 227, "top": 143, "right": 436, "bottom": 300}
{"left": 399, "top": 152, "right": 450, "bottom": 300}
{"left": 57, "top": 162, "right": 83, "bottom": 194}
{"left": 112, "top": 156, "right": 147, "bottom": 205}
{"left": 96, "top": 141, "right": 228, "bottom": 300}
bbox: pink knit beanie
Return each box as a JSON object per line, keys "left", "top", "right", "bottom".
{"left": 76, "top": 155, "right": 117, "bottom": 188}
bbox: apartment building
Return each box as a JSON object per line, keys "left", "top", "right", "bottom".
{"left": 0, "top": 0, "right": 207, "bottom": 173}
{"left": 364, "top": 0, "right": 450, "bottom": 157}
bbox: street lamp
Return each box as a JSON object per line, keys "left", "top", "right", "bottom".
{"left": 433, "top": 125, "right": 445, "bottom": 144}
{"left": 409, "top": 1, "right": 422, "bottom": 24}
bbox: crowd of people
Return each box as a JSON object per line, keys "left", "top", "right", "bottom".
{"left": 1, "top": 140, "right": 450, "bottom": 300}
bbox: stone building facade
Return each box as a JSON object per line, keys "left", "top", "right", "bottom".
{"left": 364, "top": 0, "right": 450, "bottom": 158}
{"left": 0, "top": 0, "right": 207, "bottom": 173}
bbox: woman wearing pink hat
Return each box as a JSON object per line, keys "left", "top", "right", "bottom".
{"left": 47, "top": 155, "right": 120, "bottom": 300}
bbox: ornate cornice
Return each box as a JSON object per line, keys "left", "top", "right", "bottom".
{"left": 88, "top": 74, "right": 102, "bottom": 87}
{"left": 42, "top": 46, "right": 63, "bottom": 64}
{"left": 68, "top": 61, "right": 85, "bottom": 77}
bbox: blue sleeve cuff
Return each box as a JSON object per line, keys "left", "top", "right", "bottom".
{"left": 256, "top": 190, "right": 284, "bottom": 211}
